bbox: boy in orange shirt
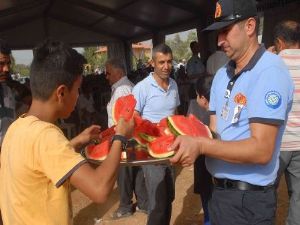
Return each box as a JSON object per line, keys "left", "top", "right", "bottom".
{"left": 0, "top": 39, "right": 134, "bottom": 225}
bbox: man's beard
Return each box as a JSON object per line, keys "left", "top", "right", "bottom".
{"left": 0, "top": 72, "right": 9, "bottom": 82}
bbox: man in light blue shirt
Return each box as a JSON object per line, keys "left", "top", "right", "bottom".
{"left": 132, "top": 43, "right": 180, "bottom": 225}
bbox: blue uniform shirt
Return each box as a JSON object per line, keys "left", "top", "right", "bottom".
{"left": 132, "top": 72, "right": 180, "bottom": 123}
{"left": 208, "top": 47, "right": 294, "bottom": 186}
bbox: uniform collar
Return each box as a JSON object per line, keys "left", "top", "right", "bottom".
{"left": 226, "top": 45, "right": 266, "bottom": 78}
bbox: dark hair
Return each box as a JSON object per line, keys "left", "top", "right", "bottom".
{"left": 30, "top": 39, "right": 87, "bottom": 101}
{"left": 195, "top": 75, "right": 213, "bottom": 101}
{"left": 152, "top": 43, "right": 173, "bottom": 59}
{"left": 274, "top": 20, "right": 300, "bottom": 45}
{"left": 190, "top": 41, "right": 198, "bottom": 49}
{"left": 0, "top": 39, "right": 11, "bottom": 55}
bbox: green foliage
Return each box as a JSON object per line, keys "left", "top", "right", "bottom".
{"left": 82, "top": 47, "right": 107, "bottom": 74}
{"left": 12, "top": 63, "right": 30, "bottom": 76}
{"left": 132, "top": 55, "right": 150, "bottom": 70}
{"left": 166, "top": 30, "right": 197, "bottom": 62}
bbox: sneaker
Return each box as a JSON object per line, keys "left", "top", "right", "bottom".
{"left": 111, "top": 208, "right": 133, "bottom": 220}
{"left": 135, "top": 206, "right": 148, "bottom": 215}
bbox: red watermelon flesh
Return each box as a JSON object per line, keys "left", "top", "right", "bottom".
{"left": 147, "top": 135, "right": 175, "bottom": 158}
{"left": 133, "top": 119, "right": 161, "bottom": 145}
{"left": 100, "top": 126, "right": 115, "bottom": 138}
{"left": 157, "top": 118, "right": 172, "bottom": 136}
{"left": 127, "top": 145, "right": 150, "bottom": 160}
{"left": 85, "top": 134, "right": 128, "bottom": 161}
{"left": 167, "top": 115, "right": 212, "bottom": 138}
{"left": 135, "top": 148, "right": 150, "bottom": 160}
{"left": 134, "top": 114, "right": 143, "bottom": 127}
{"left": 112, "top": 94, "right": 136, "bottom": 124}
{"left": 85, "top": 139, "right": 110, "bottom": 161}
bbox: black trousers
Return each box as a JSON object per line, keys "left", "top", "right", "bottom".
{"left": 117, "top": 165, "right": 148, "bottom": 212}
{"left": 209, "top": 185, "right": 277, "bottom": 225}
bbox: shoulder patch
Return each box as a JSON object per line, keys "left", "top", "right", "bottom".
{"left": 265, "top": 91, "right": 282, "bottom": 109}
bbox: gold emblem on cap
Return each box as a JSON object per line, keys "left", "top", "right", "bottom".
{"left": 215, "top": 2, "right": 222, "bottom": 18}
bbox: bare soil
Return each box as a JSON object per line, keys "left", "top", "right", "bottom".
{"left": 72, "top": 165, "right": 288, "bottom": 225}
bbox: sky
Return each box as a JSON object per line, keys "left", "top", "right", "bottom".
{"left": 11, "top": 29, "right": 195, "bottom": 66}
{"left": 12, "top": 48, "right": 84, "bottom": 66}
{"left": 12, "top": 50, "right": 33, "bottom": 66}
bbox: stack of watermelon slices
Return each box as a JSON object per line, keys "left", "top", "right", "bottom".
{"left": 137, "top": 114, "right": 212, "bottom": 158}
{"left": 85, "top": 94, "right": 212, "bottom": 161}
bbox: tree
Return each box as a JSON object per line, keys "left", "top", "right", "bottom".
{"left": 82, "top": 47, "right": 107, "bottom": 74}
{"left": 12, "top": 63, "right": 30, "bottom": 77}
{"left": 166, "top": 30, "right": 198, "bottom": 63}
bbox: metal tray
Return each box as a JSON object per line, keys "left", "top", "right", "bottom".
{"left": 86, "top": 157, "right": 171, "bottom": 166}
{"left": 82, "top": 143, "right": 171, "bottom": 166}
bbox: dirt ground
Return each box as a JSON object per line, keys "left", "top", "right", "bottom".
{"left": 72, "top": 165, "right": 289, "bottom": 225}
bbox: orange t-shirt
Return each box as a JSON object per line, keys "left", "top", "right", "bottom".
{"left": 0, "top": 115, "right": 85, "bottom": 225}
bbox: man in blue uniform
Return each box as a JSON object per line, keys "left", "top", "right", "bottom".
{"left": 170, "top": 0, "right": 294, "bottom": 224}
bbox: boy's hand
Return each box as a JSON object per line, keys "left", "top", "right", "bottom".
{"left": 70, "top": 125, "right": 101, "bottom": 151}
{"left": 81, "top": 125, "right": 102, "bottom": 143}
{"left": 115, "top": 117, "right": 134, "bottom": 138}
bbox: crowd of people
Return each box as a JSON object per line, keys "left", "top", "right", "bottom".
{"left": 0, "top": 0, "right": 299, "bottom": 224}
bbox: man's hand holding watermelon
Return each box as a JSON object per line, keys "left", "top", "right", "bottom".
{"left": 169, "top": 135, "right": 208, "bottom": 167}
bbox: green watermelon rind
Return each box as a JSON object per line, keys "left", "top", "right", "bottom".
{"left": 167, "top": 117, "right": 183, "bottom": 136}
{"left": 167, "top": 116, "right": 212, "bottom": 138}
{"left": 167, "top": 117, "right": 185, "bottom": 136}
{"left": 147, "top": 146, "right": 175, "bottom": 158}
{"left": 85, "top": 146, "right": 108, "bottom": 161}
{"left": 146, "top": 135, "right": 175, "bottom": 159}
{"left": 139, "top": 133, "right": 157, "bottom": 143}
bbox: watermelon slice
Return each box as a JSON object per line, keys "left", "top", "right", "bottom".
{"left": 147, "top": 135, "right": 175, "bottom": 158}
{"left": 126, "top": 145, "right": 150, "bottom": 160}
{"left": 100, "top": 125, "right": 116, "bottom": 138}
{"left": 133, "top": 119, "right": 160, "bottom": 145}
{"left": 157, "top": 118, "right": 172, "bottom": 136}
{"left": 85, "top": 134, "right": 128, "bottom": 161}
{"left": 167, "top": 114, "right": 212, "bottom": 138}
{"left": 112, "top": 94, "right": 136, "bottom": 124}
{"left": 85, "top": 138, "right": 110, "bottom": 161}
{"left": 134, "top": 148, "right": 149, "bottom": 160}
{"left": 139, "top": 133, "right": 157, "bottom": 143}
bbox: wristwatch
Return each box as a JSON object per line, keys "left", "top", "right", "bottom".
{"left": 111, "top": 134, "right": 128, "bottom": 151}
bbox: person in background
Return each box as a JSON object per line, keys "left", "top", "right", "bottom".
{"left": 105, "top": 58, "right": 148, "bottom": 219}
{"left": 0, "top": 39, "right": 134, "bottom": 225}
{"left": 269, "top": 20, "right": 300, "bottom": 225}
{"left": 187, "top": 76, "right": 214, "bottom": 225}
{"left": 170, "top": 0, "right": 294, "bottom": 224}
{"left": 186, "top": 41, "right": 206, "bottom": 86}
{"left": 0, "top": 39, "right": 16, "bottom": 147}
{"left": 132, "top": 43, "right": 180, "bottom": 225}
{"left": 77, "top": 82, "right": 96, "bottom": 130}
{"left": 206, "top": 46, "right": 229, "bottom": 76}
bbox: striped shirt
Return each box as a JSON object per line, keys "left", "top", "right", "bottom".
{"left": 280, "top": 49, "right": 300, "bottom": 151}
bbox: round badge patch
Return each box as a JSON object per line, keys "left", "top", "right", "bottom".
{"left": 265, "top": 91, "right": 282, "bottom": 109}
